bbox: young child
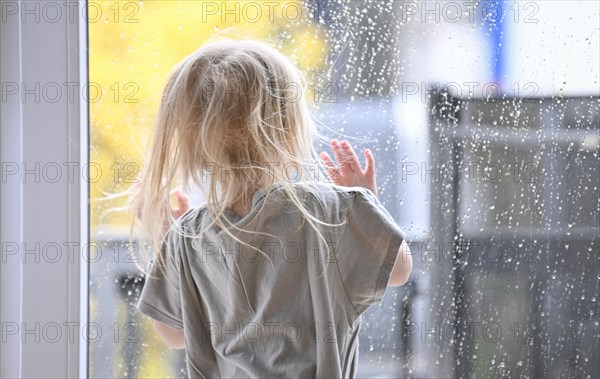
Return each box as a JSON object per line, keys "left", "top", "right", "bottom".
{"left": 131, "top": 39, "right": 412, "bottom": 378}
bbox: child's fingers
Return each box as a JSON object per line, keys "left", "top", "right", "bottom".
{"left": 331, "top": 140, "right": 351, "bottom": 172}
{"left": 172, "top": 191, "right": 190, "bottom": 218}
{"left": 340, "top": 140, "right": 360, "bottom": 172}
{"left": 176, "top": 191, "right": 190, "bottom": 210}
{"left": 320, "top": 151, "right": 338, "bottom": 172}
{"left": 320, "top": 152, "right": 341, "bottom": 181}
{"left": 363, "top": 149, "right": 375, "bottom": 179}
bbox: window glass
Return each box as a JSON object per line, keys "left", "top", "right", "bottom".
{"left": 89, "top": 1, "right": 599, "bottom": 377}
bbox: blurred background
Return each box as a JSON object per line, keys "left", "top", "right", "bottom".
{"left": 88, "top": 1, "right": 599, "bottom": 377}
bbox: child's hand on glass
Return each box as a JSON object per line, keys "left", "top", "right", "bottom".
{"left": 135, "top": 188, "right": 190, "bottom": 235}
{"left": 170, "top": 190, "right": 190, "bottom": 219}
{"left": 320, "top": 139, "right": 379, "bottom": 197}
{"left": 164, "top": 191, "right": 190, "bottom": 233}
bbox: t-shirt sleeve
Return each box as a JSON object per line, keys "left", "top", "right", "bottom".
{"left": 335, "top": 188, "right": 406, "bottom": 316}
{"left": 136, "top": 229, "right": 184, "bottom": 330}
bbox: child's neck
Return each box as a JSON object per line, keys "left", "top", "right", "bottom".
{"left": 229, "top": 201, "right": 251, "bottom": 219}
{"left": 222, "top": 181, "right": 281, "bottom": 218}
{"left": 226, "top": 188, "right": 262, "bottom": 219}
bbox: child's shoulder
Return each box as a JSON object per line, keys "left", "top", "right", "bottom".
{"left": 292, "top": 182, "right": 375, "bottom": 209}
{"left": 169, "top": 183, "right": 375, "bottom": 229}
{"left": 170, "top": 206, "right": 208, "bottom": 234}
{"left": 300, "top": 181, "right": 373, "bottom": 198}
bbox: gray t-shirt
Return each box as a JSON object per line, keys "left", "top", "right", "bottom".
{"left": 136, "top": 182, "right": 405, "bottom": 378}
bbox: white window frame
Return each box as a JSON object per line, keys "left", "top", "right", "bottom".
{"left": 1, "top": 1, "right": 89, "bottom": 377}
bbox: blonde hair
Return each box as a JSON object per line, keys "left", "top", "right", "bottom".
{"left": 129, "top": 39, "right": 338, "bottom": 274}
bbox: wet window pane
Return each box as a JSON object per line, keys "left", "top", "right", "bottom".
{"left": 89, "top": 1, "right": 599, "bottom": 377}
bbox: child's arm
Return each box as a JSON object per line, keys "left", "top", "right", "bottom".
{"left": 321, "top": 139, "right": 413, "bottom": 287}
{"left": 388, "top": 240, "right": 412, "bottom": 287}
{"left": 151, "top": 319, "right": 185, "bottom": 349}
{"left": 137, "top": 190, "right": 190, "bottom": 349}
